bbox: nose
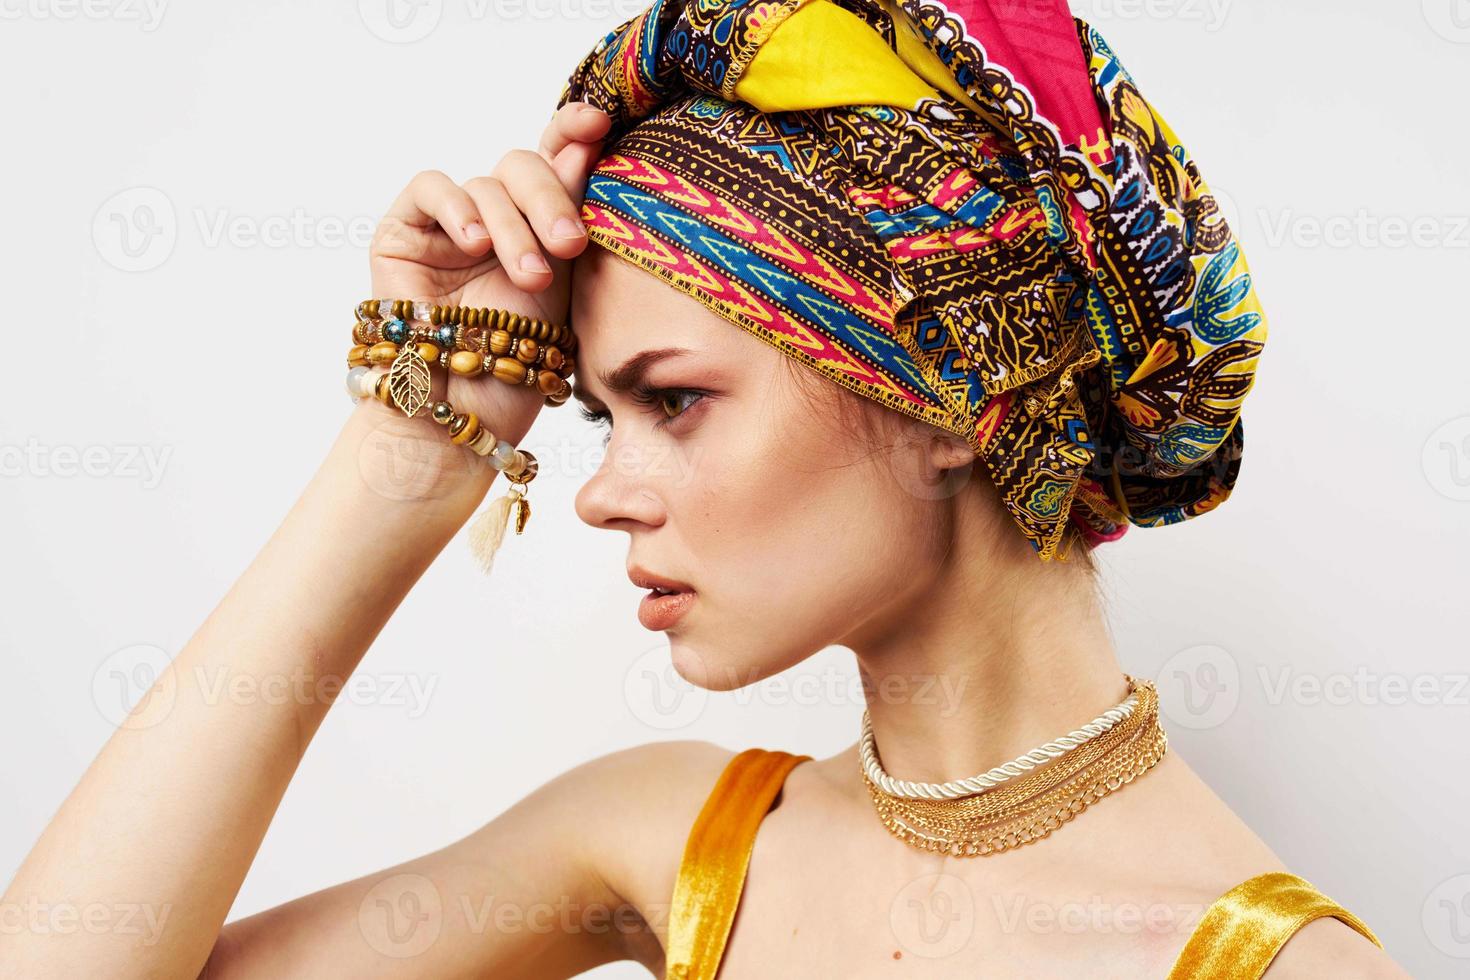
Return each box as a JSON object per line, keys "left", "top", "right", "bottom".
{"left": 574, "top": 438, "right": 667, "bottom": 531}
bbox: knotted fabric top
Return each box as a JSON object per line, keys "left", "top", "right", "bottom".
{"left": 557, "top": 0, "right": 1267, "bottom": 561}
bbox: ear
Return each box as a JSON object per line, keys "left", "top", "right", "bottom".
{"left": 927, "top": 431, "right": 978, "bottom": 472}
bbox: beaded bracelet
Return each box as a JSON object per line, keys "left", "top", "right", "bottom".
{"left": 350, "top": 302, "right": 575, "bottom": 407}
{"left": 355, "top": 299, "right": 576, "bottom": 351}
{"left": 347, "top": 364, "right": 538, "bottom": 574}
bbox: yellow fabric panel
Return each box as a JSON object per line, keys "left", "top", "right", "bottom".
{"left": 734, "top": 0, "right": 938, "bottom": 111}
{"left": 1166, "top": 871, "right": 1383, "bottom": 979}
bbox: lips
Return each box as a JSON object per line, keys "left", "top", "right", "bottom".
{"left": 629, "top": 565, "right": 696, "bottom": 630}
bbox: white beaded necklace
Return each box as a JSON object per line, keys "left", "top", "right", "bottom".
{"left": 859, "top": 684, "right": 1140, "bottom": 800}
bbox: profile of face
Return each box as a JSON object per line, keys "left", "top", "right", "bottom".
{"left": 569, "top": 245, "right": 1005, "bottom": 692}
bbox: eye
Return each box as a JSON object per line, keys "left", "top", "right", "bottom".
{"left": 634, "top": 385, "right": 706, "bottom": 430}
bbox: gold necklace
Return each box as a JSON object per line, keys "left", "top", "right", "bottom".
{"left": 861, "top": 675, "right": 1168, "bottom": 856}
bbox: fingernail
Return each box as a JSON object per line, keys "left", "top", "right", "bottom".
{"left": 519, "top": 252, "right": 551, "bottom": 273}
{"left": 464, "top": 221, "right": 489, "bottom": 240}
{"left": 552, "top": 216, "right": 585, "bottom": 240}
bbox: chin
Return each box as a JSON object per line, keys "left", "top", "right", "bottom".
{"left": 667, "top": 634, "right": 815, "bottom": 693}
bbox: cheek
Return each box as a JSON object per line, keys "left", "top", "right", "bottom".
{"left": 677, "top": 400, "right": 938, "bottom": 643}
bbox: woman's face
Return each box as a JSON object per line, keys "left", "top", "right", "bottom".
{"left": 569, "top": 246, "right": 972, "bottom": 692}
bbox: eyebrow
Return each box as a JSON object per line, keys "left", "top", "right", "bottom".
{"left": 573, "top": 347, "right": 695, "bottom": 405}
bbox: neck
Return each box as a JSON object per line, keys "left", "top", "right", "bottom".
{"left": 846, "top": 513, "right": 1126, "bottom": 786}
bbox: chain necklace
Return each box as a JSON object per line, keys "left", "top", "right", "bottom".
{"left": 860, "top": 675, "right": 1167, "bottom": 857}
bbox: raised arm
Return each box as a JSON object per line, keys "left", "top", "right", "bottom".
{"left": 1, "top": 104, "right": 622, "bottom": 980}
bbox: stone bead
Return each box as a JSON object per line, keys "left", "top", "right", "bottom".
{"left": 491, "top": 357, "right": 528, "bottom": 385}
{"left": 382, "top": 318, "right": 410, "bottom": 344}
{"left": 345, "top": 366, "right": 371, "bottom": 398}
{"left": 449, "top": 350, "right": 485, "bottom": 376}
{"left": 434, "top": 323, "right": 457, "bottom": 350}
{"left": 491, "top": 440, "right": 517, "bottom": 468}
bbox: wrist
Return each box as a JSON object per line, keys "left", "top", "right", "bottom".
{"left": 342, "top": 396, "right": 501, "bottom": 517}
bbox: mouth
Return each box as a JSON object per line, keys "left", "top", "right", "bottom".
{"left": 629, "top": 566, "right": 697, "bottom": 630}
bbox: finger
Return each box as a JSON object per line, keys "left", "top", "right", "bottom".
{"left": 549, "top": 138, "right": 605, "bottom": 205}
{"left": 491, "top": 149, "right": 590, "bottom": 261}
{"left": 538, "top": 102, "right": 612, "bottom": 170}
{"left": 462, "top": 175, "right": 554, "bottom": 292}
{"left": 381, "top": 169, "right": 493, "bottom": 257}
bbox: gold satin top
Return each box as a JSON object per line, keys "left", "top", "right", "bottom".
{"left": 663, "top": 749, "right": 1382, "bottom": 980}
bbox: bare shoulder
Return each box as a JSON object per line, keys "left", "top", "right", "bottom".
{"left": 1261, "top": 917, "right": 1410, "bottom": 978}
{"left": 568, "top": 740, "right": 740, "bottom": 917}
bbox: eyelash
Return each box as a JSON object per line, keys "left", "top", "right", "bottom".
{"left": 578, "top": 384, "right": 707, "bottom": 435}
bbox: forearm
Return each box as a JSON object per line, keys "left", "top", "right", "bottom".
{"left": 2, "top": 400, "right": 498, "bottom": 978}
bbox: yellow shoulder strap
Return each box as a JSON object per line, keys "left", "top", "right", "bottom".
{"left": 1167, "top": 871, "right": 1382, "bottom": 979}
{"left": 663, "top": 747, "right": 813, "bottom": 980}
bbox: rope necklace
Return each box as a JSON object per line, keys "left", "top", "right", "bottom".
{"left": 860, "top": 674, "right": 1167, "bottom": 856}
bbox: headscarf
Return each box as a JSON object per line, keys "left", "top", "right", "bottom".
{"left": 555, "top": 0, "right": 1267, "bottom": 562}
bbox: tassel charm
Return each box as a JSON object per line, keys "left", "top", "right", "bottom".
{"left": 467, "top": 487, "right": 522, "bottom": 575}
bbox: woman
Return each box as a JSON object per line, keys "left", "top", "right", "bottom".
{"left": 2, "top": 0, "right": 1411, "bottom": 977}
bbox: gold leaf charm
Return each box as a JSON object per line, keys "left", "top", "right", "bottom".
{"left": 514, "top": 496, "right": 531, "bottom": 535}
{"left": 387, "top": 344, "right": 432, "bottom": 418}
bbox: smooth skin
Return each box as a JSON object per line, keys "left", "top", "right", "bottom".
{"left": 1, "top": 104, "right": 1410, "bottom": 979}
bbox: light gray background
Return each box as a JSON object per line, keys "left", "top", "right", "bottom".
{"left": 2, "top": 1, "right": 1468, "bottom": 976}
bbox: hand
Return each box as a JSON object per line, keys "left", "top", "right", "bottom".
{"left": 365, "top": 102, "right": 611, "bottom": 448}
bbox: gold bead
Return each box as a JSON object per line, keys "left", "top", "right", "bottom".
{"left": 449, "top": 350, "right": 485, "bottom": 376}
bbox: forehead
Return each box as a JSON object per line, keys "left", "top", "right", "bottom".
{"left": 568, "top": 245, "right": 755, "bottom": 396}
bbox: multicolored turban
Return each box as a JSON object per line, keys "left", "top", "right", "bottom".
{"left": 556, "top": 0, "right": 1267, "bottom": 561}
